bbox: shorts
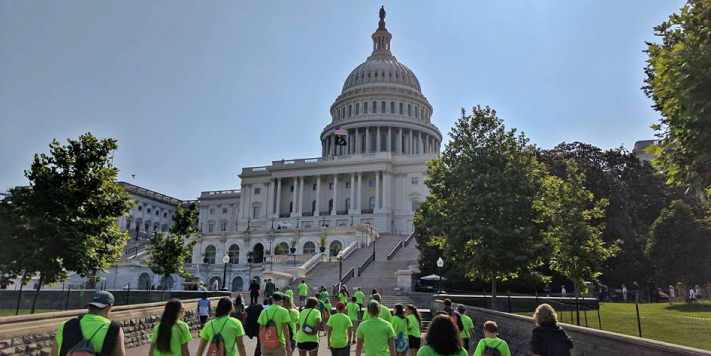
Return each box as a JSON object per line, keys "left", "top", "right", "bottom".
{"left": 330, "top": 345, "right": 350, "bottom": 356}
{"left": 298, "top": 342, "right": 319, "bottom": 352}
{"left": 261, "top": 344, "right": 287, "bottom": 356}
{"left": 408, "top": 336, "right": 421, "bottom": 349}
{"left": 199, "top": 315, "right": 208, "bottom": 324}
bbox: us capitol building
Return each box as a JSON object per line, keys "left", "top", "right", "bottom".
{"left": 60, "top": 8, "right": 441, "bottom": 292}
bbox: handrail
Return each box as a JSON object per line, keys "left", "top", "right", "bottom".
{"left": 341, "top": 241, "right": 359, "bottom": 260}
{"left": 387, "top": 240, "right": 404, "bottom": 261}
{"left": 404, "top": 231, "right": 416, "bottom": 247}
{"left": 358, "top": 253, "right": 374, "bottom": 277}
{"left": 332, "top": 267, "right": 356, "bottom": 293}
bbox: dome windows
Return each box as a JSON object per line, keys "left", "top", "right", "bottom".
{"left": 382, "top": 101, "right": 386, "bottom": 113}
{"left": 356, "top": 103, "right": 360, "bottom": 115}
{"left": 399, "top": 103, "right": 403, "bottom": 115}
{"left": 348, "top": 105, "right": 352, "bottom": 117}
{"left": 415, "top": 105, "right": 419, "bottom": 119}
{"left": 364, "top": 102, "right": 368, "bottom": 114}
{"left": 391, "top": 102, "right": 395, "bottom": 114}
{"left": 408, "top": 104, "right": 412, "bottom": 117}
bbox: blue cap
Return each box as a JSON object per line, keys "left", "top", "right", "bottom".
{"left": 87, "top": 291, "right": 115, "bottom": 308}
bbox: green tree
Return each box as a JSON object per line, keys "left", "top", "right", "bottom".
{"left": 0, "top": 133, "right": 132, "bottom": 313}
{"left": 536, "top": 161, "right": 618, "bottom": 309}
{"left": 646, "top": 200, "right": 711, "bottom": 286}
{"left": 644, "top": 0, "right": 711, "bottom": 193}
{"left": 147, "top": 203, "right": 200, "bottom": 294}
{"left": 415, "top": 106, "right": 546, "bottom": 309}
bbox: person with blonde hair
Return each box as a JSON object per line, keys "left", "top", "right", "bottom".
{"left": 531, "top": 304, "right": 575, "bottom": 356}
{"left": 284, "top": 294, "right": 299, "bottom": 356}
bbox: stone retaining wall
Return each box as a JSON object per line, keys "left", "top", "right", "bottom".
{"left": 0, "top": 297, "right": 222, "bottom": 356}
{"left": 431, "top": 299, "right": 711, "bottom": 356}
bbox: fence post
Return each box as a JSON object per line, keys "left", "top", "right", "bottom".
{"left": 597, "top": 308, "right": 602, "bottom": 330}
{"left": 507, "top": 290, "right": 512, "bottom": 313}
{"left": 583, "top": 309, "right": 588, "bottom": 327}
{"left": 635, "top": 288, "right": 642, "bottom": 338}
{"left": 125, "top": 283, "right": 131, "bottom": 305}
{"left": 65, "top": 285, "right": 71, "bottom": 310}
{"left": 15, "top": 282, "right": 24, "bottom": 315}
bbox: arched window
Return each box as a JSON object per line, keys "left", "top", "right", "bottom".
{"left": 369, "top": 197, "right": 376, "bottom": 211}
{"left": 348, "top": 105, "right": 352, "bottom": 117}
{"left": 391, "top": 102, "right": 395, "bottom": 114}
{"left": 345, "top": 198, "right": 351, "bottom": 211}
{"left": 204, "top": 245, "right": 216, "bottom": 264}
{"left": 415, "top": 105, "right": 419, "bottom": 118}
{"left": 289, "top": 201, "right": 293, "bottom": 213}
{"left": 399, "top": 103, "right": 403, "bottom": 115}
{"left": 382, "top": 101, "right": 386, "bottom": 113}
{"left": 408, "top": 104, "right": 412, "bottom": 116}
{"left": 421, "top": 108, "right": 424, "bottom": 120}
{"left": 342, "top": 107, "right": 346, "bottom": 119}
{"left": 228, "top": 244, "right": 240, "bottom": 264}
{"left": 303, "top": 241, "right": 316, "bottom": 254}
{"left": 330, "top": 241, "right": 343, "bottom": 258}
{"left": 275, "top": 242, "right": 289, "bottom": 255}
{"left": 373, "top": 101, "right": 377, "bottom": 113}
{"left": 329, "top": 199, "right": 334, "bottom": 211}
{"left": 312, "top": 200, "right": 316, "bottom": 213}
{"left": 356, "top": 103, "right": 360, "bottom": 115}
{"left": 364, "top": 102, "right": 368, "bottom": 114}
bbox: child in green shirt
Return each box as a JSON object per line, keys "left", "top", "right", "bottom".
{"left": 472, "top": 321, "right": 510, "bottom": 356}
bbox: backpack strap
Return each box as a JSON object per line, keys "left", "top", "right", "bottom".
{"left": 59, "top": 317, "right": 83, "bottom": 356}
{"left": 100, "top": 321, "right": 120, "bottom": 356}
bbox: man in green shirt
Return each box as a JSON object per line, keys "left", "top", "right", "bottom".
{"left": 362, "top": 294, "right": 391, "bottom": 322}
{"left": 458, "top": 305, "right": 475, "bottom": 353}
{"left": 320, "top": 285, "right": 329, "bottom": 301}
{"left": 356, "top": 301, "right": 396, "bottom": 356}
{"left": 346, "top": 296, "right": 360, "bottom": 343}
{"left": 327, "top": 302, "right": 354, "bottom": 356}
{"left": 284, "top": 286, "right": 294, "bottom": 302}
{"left": 298, "top": 280, "right": 309, "bottom": 307}
{"left": 355, "top": 288, "right": 365, "bottom": 307}
{"left": 51, "top": 291, "right": 125, "bottom": 356}
{"left": 258, "top": 293, "right": 293, "bottom": 356}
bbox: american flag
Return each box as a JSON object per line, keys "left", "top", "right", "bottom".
{"left": 334, "top": 126, "right": 347, "bottom": 136}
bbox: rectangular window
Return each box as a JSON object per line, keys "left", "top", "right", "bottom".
{"left": 144, "top": 222, "right": 149, "bottom": 231}
{"left": 163, "top": 212, "right": 167, "bottom": 218}
{"left": 137, "top": 205, "right": 142, "bottom": 211}
{"left": 346, "top": 182, "right": 351, "bottom": 189}
{"left": 126, "top": 219, "right": 131, "bottom": 230}
{"left": 290, "top": 185, "right": 294, "bottom": 192}
{"left": 303, "top": 222, "right": 312, "bottom": 229}
{"left": 411, "top": 198, "right": 419, "bottom": 212}
{"left": 252, "top": 206, "right": 260, "bottom": 219}
{"left": 155, "top": 210, "right": 159, "bottom": 216}
{"left": 329, "top": 183, "right": 334, "bottom": 190}
{"left": 313, "top": 184, "right": 317, "bottom": 190}
{"left": 220, "top": 221, "right": 227, "bottom": 232}
{"left": 147, "top": 208, "right": 151, "bottom": 214}
{"left": 255, "top": 187, "right": 261, "bottom": 195}
{"left": 208, "top": 223, "right": 215, "bottom": 233}
{"left": 412, "top": 177, "right": 419, "bottom": 185}
{"left": 369, "top": 180, "right": 375, "bottom": 188}
{"left": 209, "top": 208, "right": 215, "bottom": 215}
{"left": 222, "top": 208, "right": 228, "bottom": 214}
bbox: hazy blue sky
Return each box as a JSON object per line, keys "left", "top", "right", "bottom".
{"left": 0, "top": 1, "right": 683, "bottom": 199}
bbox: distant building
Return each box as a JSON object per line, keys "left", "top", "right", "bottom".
{"left": 117, "top": 181, "right": 182, "bottom": 240}
{"left": 633, "top": 140, "right": 657, "bottom": 162}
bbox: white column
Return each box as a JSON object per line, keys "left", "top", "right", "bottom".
{"left": 275, "top": 178, "right": 282, "bottom": 218}
{"left": 349, "top": 173, "right": 355, "bottom": 213}
{"left": 383, "top": 172, "right": 390, "bottom": 211}
{"left": 266, "top": 180, "right": 273, "bottom": 219}
{"left": 331, "top": 175, "right": 338, "bottom": 215}
{"left": 299, "top": 176, "right": 305, "bottom": 216}
{"left": 398, "top": 128, "right": 403, "bottom": 154}
{"left": 315, "top": 175, "right": 321, "bottom": 216}
{"left": 375, "top": 171, "right": 381, "bottom": 212}
{"left": 355, "top": 128, "right": 360, "bottom": 154}
{"left": 329, "top": 136, "right": 334, "bottom": 156}
{"left": 410, "top": 130, "right": 414, "bottom": 154}
{"left": 356, "top": 172, "right": 362, "bottom": 213}
{"left": 387, "top": 127, "right": 392, "bottom": 152}
{"left": 290, "top": 177, "right": 297, "bottom": 217}
{"left": 376, "top": 127, "right": 381, "bottom": 152}
{"left": 365, "top": 127, "right": 370, "bottom": 153}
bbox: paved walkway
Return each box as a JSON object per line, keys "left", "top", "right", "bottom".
{"left": 127, "top": 331, "right": 359, "bottom": 356}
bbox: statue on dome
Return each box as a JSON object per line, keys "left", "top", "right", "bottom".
{"left": 378, "top": 6, "right": 386, "bottom": 30}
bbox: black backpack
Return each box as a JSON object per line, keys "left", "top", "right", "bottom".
{"left": 446, "top": 309, "right": 465, "bottom": 333}
{"left": 481, "top": 340, "right": 502, "bottom": 356}
{"left": 59, "top": 315, "right": 120, "bottom": 356}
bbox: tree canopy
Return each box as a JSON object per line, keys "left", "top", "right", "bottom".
{"left": 147, "top": 203, "right": 200, "bottom": 285}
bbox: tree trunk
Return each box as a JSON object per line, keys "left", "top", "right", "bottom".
{"left": 15, "top": 278, "right": 25, "bottom": 316}
{"left": 574, "top": 281, "right": 580, "bottom": 326}
{"left": 491, "top": 273, "right": 498, "bottom": 311}
{"left": 30, "top": 274, "right": 44, "bottom": 314}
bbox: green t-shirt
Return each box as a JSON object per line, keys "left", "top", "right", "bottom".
{"left": 298, "top": 283, "right": 308, "bottom": 296}
{"left": 326, "top": 313, "right": 353, "bottom": 348}
{"left": 391, "top": 315, "right": 409, "bottom": 335}
{"left": 199, "top": 316, "right": 246, "bottom": 356}
{"left": 150, "top": 320, "right": 192, "bottom": 356}
{"left": 473, "top": 338, "right": 511, "bottom": 356}
{"left": 288, "top": 308, "right": 299, "bottom": 339}
{"left": 285, "top": 289, "right": 294, "bottom": 300}
{"left": 355, "top": 317, "right": 396, "bottom": 356}
{"left": 338, "top": 292, "right": 348, "bottom": 304}
{"left": 325, "top": 302, "right": 333, "bottom": 314}
{"left": 55, "top": 313, "right": 113, "bottom": 354}
{"left": 417, "top": 345, "right": 467, "bottom": 356}
{"left": 296, "top": 308, "right": 322, "bottom": 343}
{"left": 321, "top": 290, "right": 330, "bottom": 301}
{"left": 363, "top": 305, "right": 392, "bottom": 322}
{"left": 257, "top": 306, "right": 292, "bottom": 345}
{"left": 355, "top": 291, "right": 365, "bottom": 304}
{"left": 406, "top": 314, "right": 421, "bottom": 337}
{"left": 460, "top": 314, "right": 474, "bottom": 339}
{"left": 346, "top": 302, "right": 360, "bottom": 321}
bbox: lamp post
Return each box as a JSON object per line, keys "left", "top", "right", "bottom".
{"left": 338, "top": 251, "right": 344, "bottom": 282}
{"left": 436, "top": 257, "right": 444, "bottom": 294}
{"left": 271, "top": 218, "right": 274, "bottom": 229}
{"left": 222, "top": 254, "right": 230, "bottom": 290}
{"left": 296, "top": 218, "right": 300, "bottom": 229}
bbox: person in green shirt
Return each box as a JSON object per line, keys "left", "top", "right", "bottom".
{"left": 285, "top": 286, "right": 294, "bottom": 303}
{"left": 405, "top": 305, "right": 422, "bottom": 356}
{"left": 320, "top": 285, "right": 330, "bottom": 301}
{"left": 149, "top": 299, "right": 192, "bottom": 356}
{"left": 417, "top": 314, "right": 467, "bottom": 356}
{"left": 391, "top": 304, "right": 410, "bottom": 356}
{"left": 338, "top": 288, "right": 348, "bottom": 304}
{"left": 296, "top": 297, "right": 322, "bottom": 356}
{"left": 355, "top": 288, "right": 365, "bottom": 307}
{"left": 345, "top": 296, "right": 361, "bottom": 343}
{"left": 362, "top": 294, "right": 391, "bottom": 322}
{"left": 52, "top": 291, "right": 125, "bottom": 356}
{"left": 284, "top": 294, "right": 299, "bottom": 356}
{"left": 195, "top": 297, "right": 247, "bottom": 356}
{"left": 257, "top": 293, "right": 293, "bottom": 356}
{"left": 298, "top": 280, "right": 309, "bottom": 307}
{"left": 472, "top": 321, "right": 510, "bottom": 356}
{"left": 457, "top": 305, "right": 475, "bottom": 353}
{"left": 355, "top": 301, "right": 396, "bottom": 356}
{"left": 326, "top": 301, "right": 354, "bottom": 356}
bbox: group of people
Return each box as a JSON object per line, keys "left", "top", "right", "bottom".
{"left": 50, "top": 289, "right": 577, "bottom": 356}
{"left": 664, "top": 282, "right": 706, "bottom": 305}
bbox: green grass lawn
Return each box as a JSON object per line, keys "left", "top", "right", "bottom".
{"left": 0, "top": 309, "right": 60, "bottom": 317}
{"left": 518, "top": 301, "right": 711, "bottom": 351}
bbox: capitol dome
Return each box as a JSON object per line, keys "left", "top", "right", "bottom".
{"left": 320, "top": 7, "right": 442, "bottom": 158}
